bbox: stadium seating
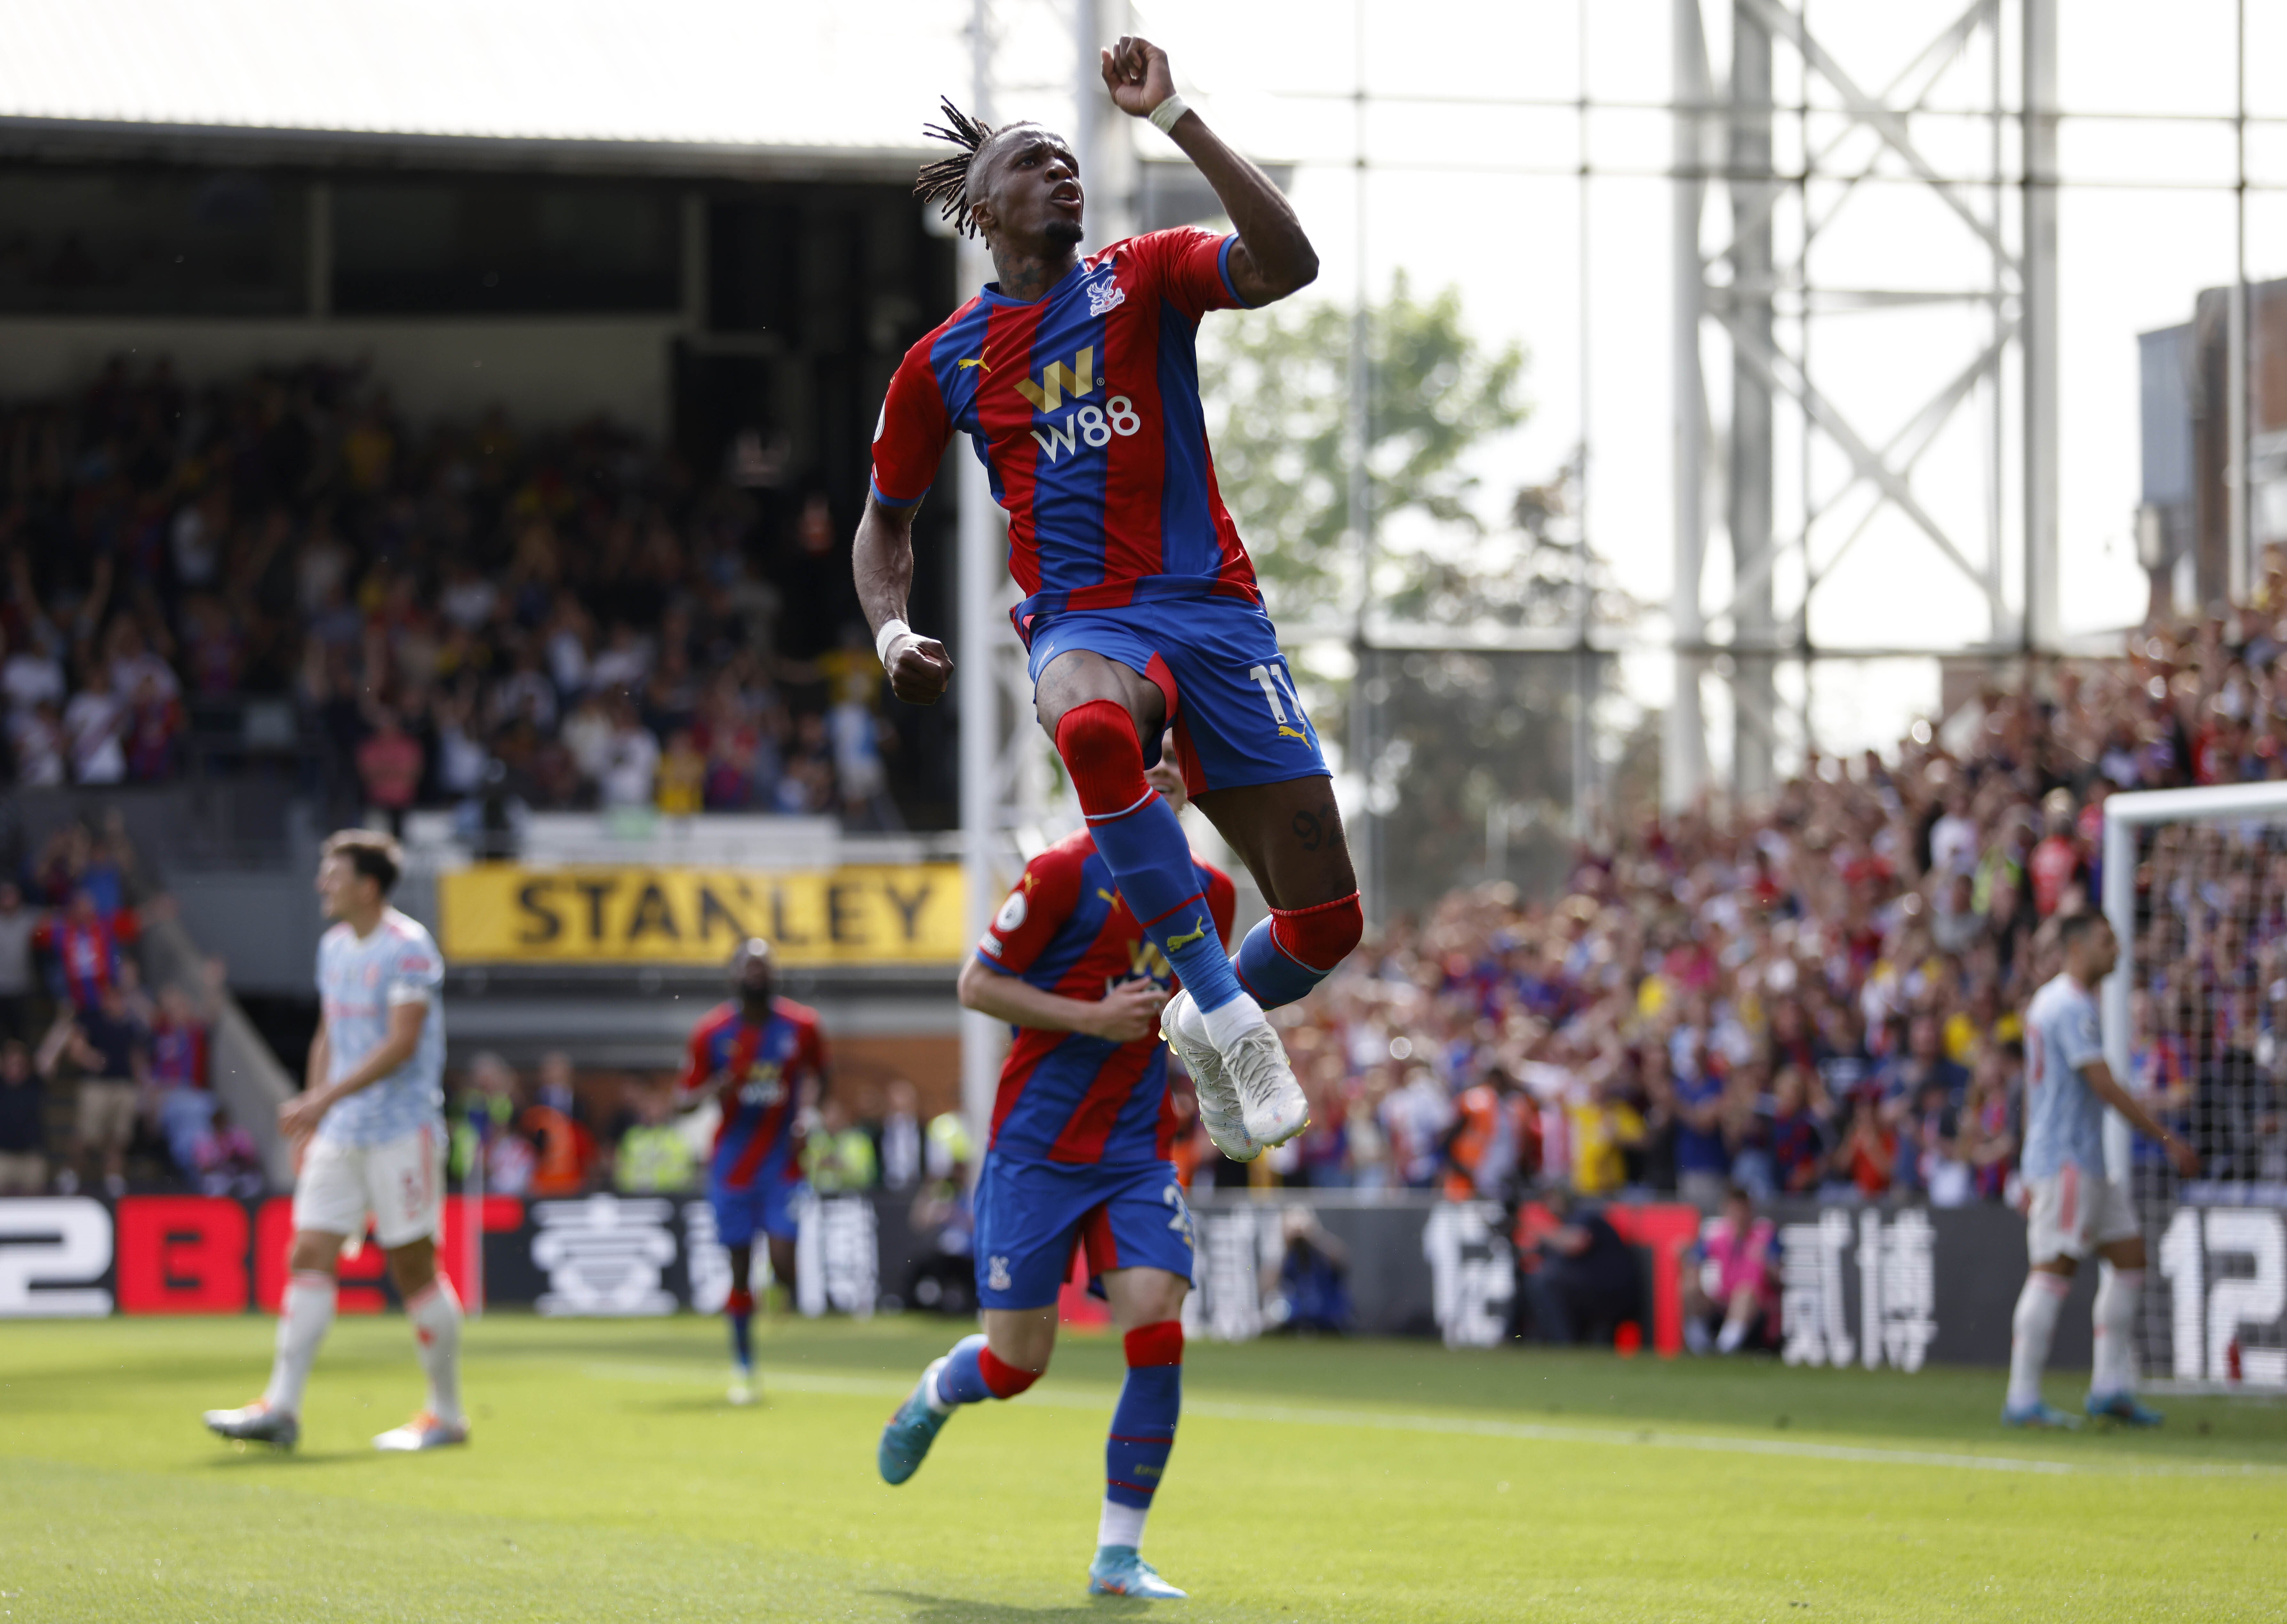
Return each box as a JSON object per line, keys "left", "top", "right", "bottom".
{"left": 0, "top": 357, "right": 905, "bottom": 829}
{"left": 8, "top": 354, "right": 2287, "bottom": 1209}
{"left": 1234, "top": 581, "right": 2287, "bottom": 1204}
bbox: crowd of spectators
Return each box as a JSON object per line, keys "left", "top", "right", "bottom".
{"left": 0, "top": 812, "right": 246, "bottom": 1196}
{"left": 10, "top": 354, "right": 2287, "bottom": 1228}
{"left": 0, "top": 357, "right": 904, "bottom": 830}
{"left": 445, "top": 1057, "right": 965, "bottom": 1205}
{"left": 1219, "top": 576, "right": 2287, "bottom": 1207}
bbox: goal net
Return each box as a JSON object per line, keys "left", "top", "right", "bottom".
{"left": 2103, "top": 783, "right": 2287, "bottom": 1392}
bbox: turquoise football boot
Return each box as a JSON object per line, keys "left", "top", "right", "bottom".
{"left": 878, "top": 1359, "right": 953, "bottom": 1485}
{"left": 2086, "top": 1390, "right": 2165, "bottom": 1427}
{"left": 1087, "top": 1546, "right": 1187, "bottom": 1599}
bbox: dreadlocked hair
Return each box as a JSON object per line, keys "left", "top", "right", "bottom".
{"left": 916, "top": 96, "right": 996, "bottom": 238}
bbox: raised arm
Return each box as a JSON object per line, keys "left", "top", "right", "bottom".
{"left": 853, "top": 493, "right": 955, "bottom": 706}
{"left": 36, "top": 1013, "right": 83, "bottom": 1079}
{"left": 1101, "top": 36, "right": 1318, "bottom": 305}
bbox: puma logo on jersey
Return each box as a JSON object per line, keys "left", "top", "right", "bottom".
{"left": 1015, "top": 347, "right": 1095, "bottom": 412}
{"left": 1097, "top": 886, "right": 1124, "bottom": 911}
{"left": 1278, "top": 725, "right": 1309, "bottom": 741}
{"left": 1165, "top": 916, "right": 1209, "bottom": 951}
{"left": 957, "top": 357, "right": 991, "bottom": 373}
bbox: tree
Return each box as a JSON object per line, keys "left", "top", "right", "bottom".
{"left": 1200, "top": 281, "right": 1634, "bottom": 910}
{"left": 1200, "top": 272, "right": 1529, "bottom": 626}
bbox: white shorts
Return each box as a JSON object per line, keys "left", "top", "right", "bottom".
{"left": 294, "top": 1123, "right": 446, "bottom": 1251}
{"left": 2023, "top": 1162, "right": 2138, "bottom": 1264}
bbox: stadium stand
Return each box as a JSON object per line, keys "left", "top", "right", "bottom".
{"left": 0, "top": 358, "right": 904, "bottom": 830}
{"left": 5, "top": 353, "right": 2284, "bottom": 1214}
{"left": 1221, "top": 573, "right": 2287, "bottom": 1206}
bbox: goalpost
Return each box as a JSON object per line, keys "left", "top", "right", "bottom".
{"left": 2102, "top": 783, "right": 2287, "bottom": 1394}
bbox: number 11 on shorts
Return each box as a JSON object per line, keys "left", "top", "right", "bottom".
{"left": 1247, "top": 663, "right": 1303, "bottom": 727}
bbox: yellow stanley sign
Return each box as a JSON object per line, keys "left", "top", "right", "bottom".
{"left": 438, "top": 864, "right": 967, "bottom": 966}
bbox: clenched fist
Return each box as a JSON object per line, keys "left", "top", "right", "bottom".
{"left": 1100, "top": 35, "right": 1178, "bottom": 120}
{"left": 883, "top": 631, "right": 955, "bottom": 706}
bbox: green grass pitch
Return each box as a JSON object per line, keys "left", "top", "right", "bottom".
{"left": 3, "top": 1313, "right": 2283, "bottom": 1622}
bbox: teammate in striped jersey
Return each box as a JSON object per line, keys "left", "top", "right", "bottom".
{"left": 855, "top": 35, "right": 1363, "bottom": 1172}
{"left": 878, "top": 742, "right": 1226, "bottom": 1599}
{"left": 677, "top": 938, "right": 829, "bottom": 1405}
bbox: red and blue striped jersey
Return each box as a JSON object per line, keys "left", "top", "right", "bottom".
{"left": 676, "top": 996, "right": 826, "bottom": 1190}
{"left": 149, "top": 1017, "right": 208, "bottom": 1090}
{"left": 975, "top": 828, "right": 1235, "bottom": 1165}
{"left": 35, "top": 909, "right": 139, "bottom": 1012}
{"left": 870, "top": 227, "right": 1262, "bottom": 639}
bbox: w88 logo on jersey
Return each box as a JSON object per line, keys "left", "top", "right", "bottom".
{"left": 737, "top": 1064, "right": 785, "bottom": 1108}
{"left": 1031, "top": 395, "right": 1141, "bottom": 463}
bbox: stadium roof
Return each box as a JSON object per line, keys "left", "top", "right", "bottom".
{"left": 0, "top": 0, "right": 965, "bottom": 175}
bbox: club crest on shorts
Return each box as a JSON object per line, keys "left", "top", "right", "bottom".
{"left": 986, "top": 1254, "right": 1013, "bottom": 1292}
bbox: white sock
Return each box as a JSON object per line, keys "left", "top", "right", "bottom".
{"left": 406, "top": 1275, "right": 466, "bottom": 1426}
{"left": 262, "top": 1270, "right": 337, "bottom": 1416}
{"left": 2007, "top": 1271, "right": 2070, "bottom": 1409}
{"left": 1098, "top": 1498, "right": 1148, "bottom": 1551}
{"left": 1195, "top": 990, "right": 1266, "bottom": 1052}
{"left": 2091, "top": 1264, "right": 2143, "bottom": 1398}
{"left": 1716, "top": 1315, "right": 1749, "bottom": 1354}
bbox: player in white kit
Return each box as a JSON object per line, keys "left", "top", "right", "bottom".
{"left": 2004, "top": 913, "right": 2198, "bottom": 1428}
{"left": 203, "top": 830, "right": 468, "bottom": 1452}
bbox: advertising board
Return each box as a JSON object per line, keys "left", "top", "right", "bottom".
{"left": 436, "top": 863, "right": 966, "bottom": 965}
{"left": 3, "top": 1193, "right": 2276, "bottom": 1384}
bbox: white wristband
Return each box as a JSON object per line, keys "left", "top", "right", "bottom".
{"left": 1147, "top": 93, "right": 1190, "bottom": 136}
{"left": 874, "top": 618, "right": 914, "bottom": 666}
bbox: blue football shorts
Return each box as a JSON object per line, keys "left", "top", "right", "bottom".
{"left": 708, "top": 1148, "right": 804, "bottom": 1248}
{"left": 1024, "top": 595, "right": 1330, "bottom": 796}
{"left": 972, "top": 1153, "right": 1198, "bottom": 1311}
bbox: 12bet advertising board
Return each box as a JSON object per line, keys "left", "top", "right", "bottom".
{"left": 0, "top": 1193, "right": 2279, "bottom": 1385}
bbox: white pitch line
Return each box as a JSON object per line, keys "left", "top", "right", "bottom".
{"left": 583, "top": 1362, "right": 2284, "bottom": 1480}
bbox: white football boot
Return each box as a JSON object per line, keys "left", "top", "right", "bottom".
{"left": 1220, "top": 1022, "right": 1309, "bottom": 1149}
{"left": 374, "top": 1411, "right": 470, "bottom": 1451}
{"left": 1161, "top": 990, "right": 1258, "bottom": 1161}
{"left": 203, "top": 1400, "right": 298, "bottom": 1449}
